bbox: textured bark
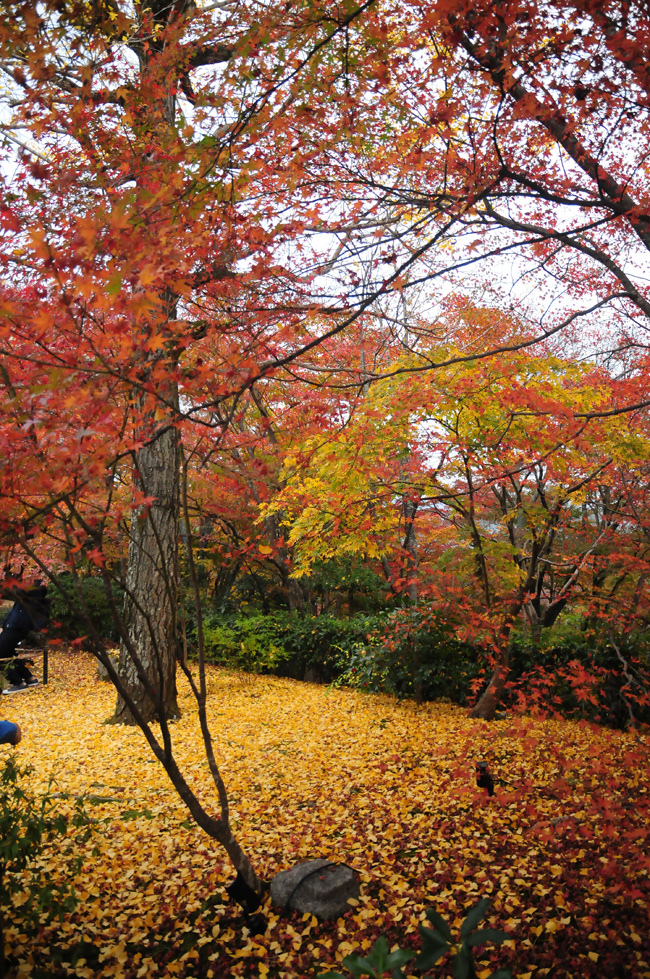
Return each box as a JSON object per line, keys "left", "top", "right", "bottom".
{"left": 402, "top": 497, "right": 422, "bottom": 701}
{"left": 115, "top": 422, "right": 181, "bottom": 724}
{"left": 113, "top": 28, "right": 182, "bottom": 725}
{"left": 469, "top": 643, "right": 510, "bottom": 721}
{"left": 402, "top": 497, "right": 419, "bottom": 605}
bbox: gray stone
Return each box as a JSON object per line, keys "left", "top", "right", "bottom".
{"left": 269, "top": 858, "right": 360, "bottom": 920}
{"left": 96, "top": 654, "right": 118, "bottom": 681}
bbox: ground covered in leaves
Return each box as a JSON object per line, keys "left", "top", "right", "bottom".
{"left": 2, "top": 651, "right": 650, "bottom": 978}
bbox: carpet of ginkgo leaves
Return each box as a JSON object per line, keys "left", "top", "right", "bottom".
{"left": 2, "top": 651, "right": 650, "bottom": 979}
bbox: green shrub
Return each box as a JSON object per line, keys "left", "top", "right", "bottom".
{"left": 48, "top": 575, "right": 124, "bottom": 644}
{"left": 193, "top": 609, "right": 482, "bottom": 697}
{"left": 201, "top": 613, "right": 291, "bottom": 673}
{"left": 191, "top": 604, "right": 650, "bottom": 726}
{"left": 309, "top": 557, "right": 388, "bottom": 613}
{"left": 0, "top": 756, "right": 90, "bottom": 973}
{"left": 339, "top": 610, "right": 482, "bottom": 703}
{"left": 192, "top": 612, "right": 384, "bottom": 682}
{"left": 270, "top": 613, "right": 382, "bottom": 682}
{"left": 317, "top": 896, "right": 511, "bottom": 978}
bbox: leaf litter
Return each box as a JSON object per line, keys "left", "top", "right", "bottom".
{"left": 3, "top": 651, "right": 650, "bottom": 978}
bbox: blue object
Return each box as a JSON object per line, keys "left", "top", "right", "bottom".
{"left": 0, "top": 720, "right": 19, "bottom": 744}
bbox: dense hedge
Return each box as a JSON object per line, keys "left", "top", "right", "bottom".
{"left": 47, "top": 576, "right": 124, "bottom": 646}
{"left": 337, "top": 611, "right": 482, "bottom": 704}
{"left": 193, "top": 608, "right": 482, "bottom": 703}
{"left": 197, "top": 610, "right": 379, "bottom": 682}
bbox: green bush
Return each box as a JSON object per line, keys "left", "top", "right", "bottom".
{"left": 192, "top": 609, "right": 482, "bottom": 696}
{"left": 505, "top": 632, "right": 650, "bottom": 728}
{"left": 318, "top": 896, "right": 511, "bottom": 978}
{"left": 48, "top": 574, "right": 124, "bottom": 644}
{"left": 308, "top": 557, "right": 388, "bottom": 613}
{"left": 271, "top": 613, "right": 382, "bottom": 682}
{"left": 0, "top": 756, "right": 90, "bottom": 973}
{"left": 191, "top": 604, "right": 650, "bottom": 726}
{"left": 193, "top": 611, "right": 384, "bottom": 682}
{"left": 339, "top": 610, "right": 482, "bottom": 703}
{"left": 201, "top": 613, "right": 291, "bottom": 673}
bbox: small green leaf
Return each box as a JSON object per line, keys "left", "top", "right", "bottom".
{"left": 424, "top": 907, "right": 453, "bottom": 941}
{"left": 341, "top": 952, "right": 374, "bottom": 977}
{"left": 344, "top": 935, "right": 388, "bottom": 976}
{"left": 416, "top": 925, "right": 450, "bottom": 969}
{"left": 453, "top": 945, "right": 473, "bottom": 979}
{"left": 385, "top": 948, "right": 415, "bottom": 971}
{"left": 107, "top": 270, "right": 123, "bottom": 295}
{"left": 341, "top": 937, "right": 415, "bottom": 978}
{"left": 460, "top": 897, "right": 490, "bottom": 941}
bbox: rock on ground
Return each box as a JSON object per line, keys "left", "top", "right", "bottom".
{"left": 269, "top": 858, "right": 360, "bottom": 920}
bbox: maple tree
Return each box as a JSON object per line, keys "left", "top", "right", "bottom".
{"left": 3, "top": 0, "right": 650, "bottom": 695}
{"left": 0, "top": 0, "right": 378, "bottom": 898}
{"left": 325, "top": 0, "right": 650, "bottom": 387}
{"left": 266, "top": 330, "right": 650, "bottom": 717}
{"left": 0, "top": 0, "right": 425, "bottom": 708}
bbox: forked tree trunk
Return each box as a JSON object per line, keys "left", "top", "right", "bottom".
{"left": 469, "top": 641, "right": 510, "bottom": 720}
{"left": 115, "top": 422, "right": 181, "bottom": 723}
{"left": 470, "top": 595, "right": 526, "bottom": 720}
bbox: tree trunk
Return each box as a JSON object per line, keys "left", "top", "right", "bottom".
{"left": 114, "top": 48, "right": 182, "bottom": 723}
{"left": 469, "top": 641, "right": 510, "bottom": 720}
{"left": 115, "top": 421, "right": 181, "bottom": 723}
{"left": 402, "top": 497, "right": 422, "bottom": 702}
{"left": 526, "top": 607, "right": 542, "bottom": 650}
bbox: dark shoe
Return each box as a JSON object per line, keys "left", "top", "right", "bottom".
{"left": 3, "top": 683, "right": 29, "bottom": 694}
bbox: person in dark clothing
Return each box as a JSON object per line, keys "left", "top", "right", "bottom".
{"left": 1, "top": 584, "right": 49, "bottom": 690}
{"left": 0, "top": 584, "right": 49, "bottom": 654}
{"left": 0, "top": 622, "right": 29, "bottom": 660}
{"left": 5, "top": 656, "right": 38, "bottom": 688}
